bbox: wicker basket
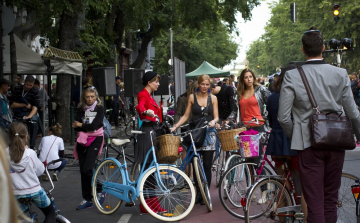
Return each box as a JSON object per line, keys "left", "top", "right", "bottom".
{"left": 218, "top": 127, "right": 247, "bottom": 151}
{"left": 155, "top": 134, "right": 181, "bottom": 164}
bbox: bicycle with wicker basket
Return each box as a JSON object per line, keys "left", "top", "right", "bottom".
{"left": 170, "top": 124, "right": 214, "bottom": 212}
{"left": 91, "top": 129, "right": 195, "bottom": 222}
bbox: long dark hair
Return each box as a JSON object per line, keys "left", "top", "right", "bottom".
{"left": 237, "top": 69, "right": 260, "bottom": 100}
{"left": 8, "top": 122, "right": 28, "bottom": 163}
{"left": 273, "top": 65, "right": 297, "bottom": 92}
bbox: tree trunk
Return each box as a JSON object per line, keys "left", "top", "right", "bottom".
{"left": 131, "top": 29, "right": 153, "bottom": 68}
{"left": 9, "top": 32, "right": 17, "bottom": 84}
{"left": 103, "top": 5, "right": 117, "bottom": 67}
{"left": 56, "top": 3, "right": 81, "bottom": 141}
{"left": 114, "top": 7, "right": 125, "bottom": 75}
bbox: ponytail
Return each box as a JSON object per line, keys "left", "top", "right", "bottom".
{"left": 49, "top": 123, "right": 62, "bottom": 137}
{"left": 8, "top": 123, "right": 28, "bottom": 163}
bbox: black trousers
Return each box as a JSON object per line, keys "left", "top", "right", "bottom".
{"left": 77, "top": 136, "right": 103, "bottom": 201}
{"left": 193, "top": 150, "right": 214, "bottom": 192}
{"left": 109, "top": 101, "right": 119, "bottom": 126}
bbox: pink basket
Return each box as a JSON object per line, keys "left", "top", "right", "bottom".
{"left": 239, "top": 135, "right": 260, "bottom": 157}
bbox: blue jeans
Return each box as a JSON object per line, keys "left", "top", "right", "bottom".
{"left": 49, "top": 159, "right": 67, "bottom": 173}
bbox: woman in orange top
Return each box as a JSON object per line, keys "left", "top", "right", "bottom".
{"left": 237, "top": 69, "right": 270, "bottom": 131}
{"left": 237, "top": 69, "right": 270, "bottom": 203}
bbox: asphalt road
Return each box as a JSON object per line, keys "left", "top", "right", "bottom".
{"left": 30, "top": 128, "right": 360, "bottom": 223}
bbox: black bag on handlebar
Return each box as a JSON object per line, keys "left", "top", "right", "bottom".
{"left": 183, "top": 95, "right": 210, "bottom": 148}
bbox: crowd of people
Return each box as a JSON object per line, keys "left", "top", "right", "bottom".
{"left": 1, "top": 27, "right": 360, "bottom": 223}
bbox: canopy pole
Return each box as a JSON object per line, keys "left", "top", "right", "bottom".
{"left": 44, "top": 59, "right": 54, "bottom": 127}
{"left": 42, "top": 73, "right": 46, "bottom": 135}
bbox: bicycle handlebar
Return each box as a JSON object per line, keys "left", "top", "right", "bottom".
{"left": 45, "top": 158, "right": 65, "bottom": 193}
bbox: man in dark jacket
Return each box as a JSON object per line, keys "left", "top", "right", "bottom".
{"left": 10, "top": 75, "right": 40, "bottom": 149}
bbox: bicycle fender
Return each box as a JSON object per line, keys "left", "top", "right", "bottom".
{"left": 136, "top": 164, "right": 177, "bottom": 193}
{"left": 91, "top": 158, "right": 126, "bottom": 188}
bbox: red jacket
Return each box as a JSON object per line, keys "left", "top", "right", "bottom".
{"left": 136, "top": 88, "right": 161, "bottom": 122}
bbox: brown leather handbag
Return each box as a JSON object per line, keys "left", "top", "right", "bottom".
{"left": 297, "top": 67, "right": 356, "bottom": 150}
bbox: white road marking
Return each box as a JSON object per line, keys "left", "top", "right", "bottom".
{"left": 117, "top": 214, "right": 132, "bottom": 223}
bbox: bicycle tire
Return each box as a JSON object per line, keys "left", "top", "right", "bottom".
{"left": 92, "top": 159, "right": 123, "bottom": 214}
{"left": 219, "top": 162, "right": 255, "bottom": 219}
{"left": 337, "top": 172, "right": 359, "bottom": 223}
{"left": 245, "top": 178, "right": 294, "bottom": 222}
{"left": 193, "top": 157, "right": 213, "bottom": 212}
{"left": 138, "top": 165, "right": 195, "bottom": 221}
{"left": 130, "top": 162, "right": 141, "bottom": 182}
{"left": 224, "top": 154, "right": 242, "bottom": 173}
{"left": 215, "top": 150, "right": 226, "bottom": 187}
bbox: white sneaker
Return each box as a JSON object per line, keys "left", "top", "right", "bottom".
{"left": 42, "top": 173, "right": 49, "bottom": 181}
{"left": 257, "top": 191, "right": 268, "bottom": 204}
{"left": 52, "top": 171, "right": 59, "bottom": 181}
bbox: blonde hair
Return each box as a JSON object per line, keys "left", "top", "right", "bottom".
{"left": 8, "top": 123, "right": 28, "bottom": 163}
{"left": 78, "top": 87, "right": 102, "bottom": 109}
{"left": 197, "top": 74, "right": 211, "bottom": 85}
{"left": 237, "top": 69, "right": 260, "bottom": 100}
{"left": 49, "top": 123, "right": 62, "bottom": 137}
{"left": 119, "top": 82, "right": 124, "bottom": 90}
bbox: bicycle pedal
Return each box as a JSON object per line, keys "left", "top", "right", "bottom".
{"left": 294, "top": 212, "right": 305, "bottom": 220}
{"left": 125, "top": 202, "right": 135, "bottom": 207}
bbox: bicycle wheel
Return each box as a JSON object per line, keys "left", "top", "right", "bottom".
{"left": 138, "top": 165, "right": 195, "bottom": 221}
{"left": 193, "top": 157, "right": 212, "bottom": 212}
{"left": 219, "top": 162, "right": 255, "bottom": 219}
{"left": 130, "top": 162, "right": 141, "bottom": 182}
{"left": 92, "top": 159, "right": 123, "bottom": 214}
{"left": 245, "top": 178, "right": 294, "bottom": 222}
{"left": 337, "top": 172, "right": 359, "bottom": 223}
{"left": 125, "top": 121, "right": 134, "bottom": 136}
{"left": 224, "top": 153, "right": 242, "bottom": 173}
{"left": 214, "top": 150, "right": 225, "bottom": 187}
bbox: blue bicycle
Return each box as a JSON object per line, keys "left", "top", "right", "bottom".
{"left": 91, "top": 130, "right": 195, "bottom": 221}
{"left": 176, "top": 124, "right": 213, "bottom": 212}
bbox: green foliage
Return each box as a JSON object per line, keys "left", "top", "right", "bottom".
{"left": 152, "top": 24, "right": 239, "bottom": 74}
{"left": 247, "top": 0, "right": 360, "bottom": 75}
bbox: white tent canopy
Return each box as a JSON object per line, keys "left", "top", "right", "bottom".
{"left": 4, "top": 34, "right": 82, "bottom": 75}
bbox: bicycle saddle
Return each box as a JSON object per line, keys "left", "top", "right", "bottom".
{"left": 18, "top": 198, "right": 34, "bottom": 205}
{"left": 112, "top": 139, "right": 130, "bottom": 146}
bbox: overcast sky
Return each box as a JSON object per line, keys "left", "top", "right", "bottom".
{"left": 231, "top": 0, "right": 277, "bottom": 64}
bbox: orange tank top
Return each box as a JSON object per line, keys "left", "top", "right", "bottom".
{"left": 239, "top": 95, "right": 263, "bottom": 125}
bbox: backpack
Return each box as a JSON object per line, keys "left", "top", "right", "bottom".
{"left": 103, "top": 117, "right": 111, "bottom": 139}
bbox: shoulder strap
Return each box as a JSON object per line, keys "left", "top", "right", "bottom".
{"left": 45, "top": 137, "right": 58, "bottom": 161}
{"left": 297, "top": 67, "right": 320, "bottom": 114}
{"left": 203, "top": 94, "right": 211, "bottom": 116}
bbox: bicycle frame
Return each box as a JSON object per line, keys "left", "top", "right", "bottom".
{"left": 92, "top": 130, "right": 175, "bottom": 204}
{"left": 178, "top": 130, "right": 209, "bottom": 184}
{"left": 244, "top": 162, "right": 301, "bottom": 219}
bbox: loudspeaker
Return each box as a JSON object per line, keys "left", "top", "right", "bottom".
{"left": 154, "top": 75, "right": 169, "bottom": 95}
{"left": 92, "top": 67, "right": 116, "bottom": 96}
{"left": 124, "top": 69, "right": 144, "bottom": 97}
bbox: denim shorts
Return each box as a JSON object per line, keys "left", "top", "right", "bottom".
{"left": 16, "top": 188, "right": 51, "bottom": 212}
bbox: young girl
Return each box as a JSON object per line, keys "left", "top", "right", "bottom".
{"left": 7, "top": 122, "right": 55, "bottom": 222}
{"left": 39, "top": 123, "right": 66, "bottom": 181}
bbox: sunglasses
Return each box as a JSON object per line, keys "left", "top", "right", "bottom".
{"left": 84, "top": 85, "right": 96, "bottom": 90}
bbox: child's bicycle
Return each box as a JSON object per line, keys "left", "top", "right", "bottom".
{"left": 91, "top": 130, "right": 195, "bottom": 221}
{"left": 18, "top": 158, "right": 71, "bottom": 223}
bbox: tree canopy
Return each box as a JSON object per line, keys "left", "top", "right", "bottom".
{"left": 246, "top": 0, "right": 360, "bottom": 76}
{"left": 152, "top": 23, "right": 239, "bottom": 74}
